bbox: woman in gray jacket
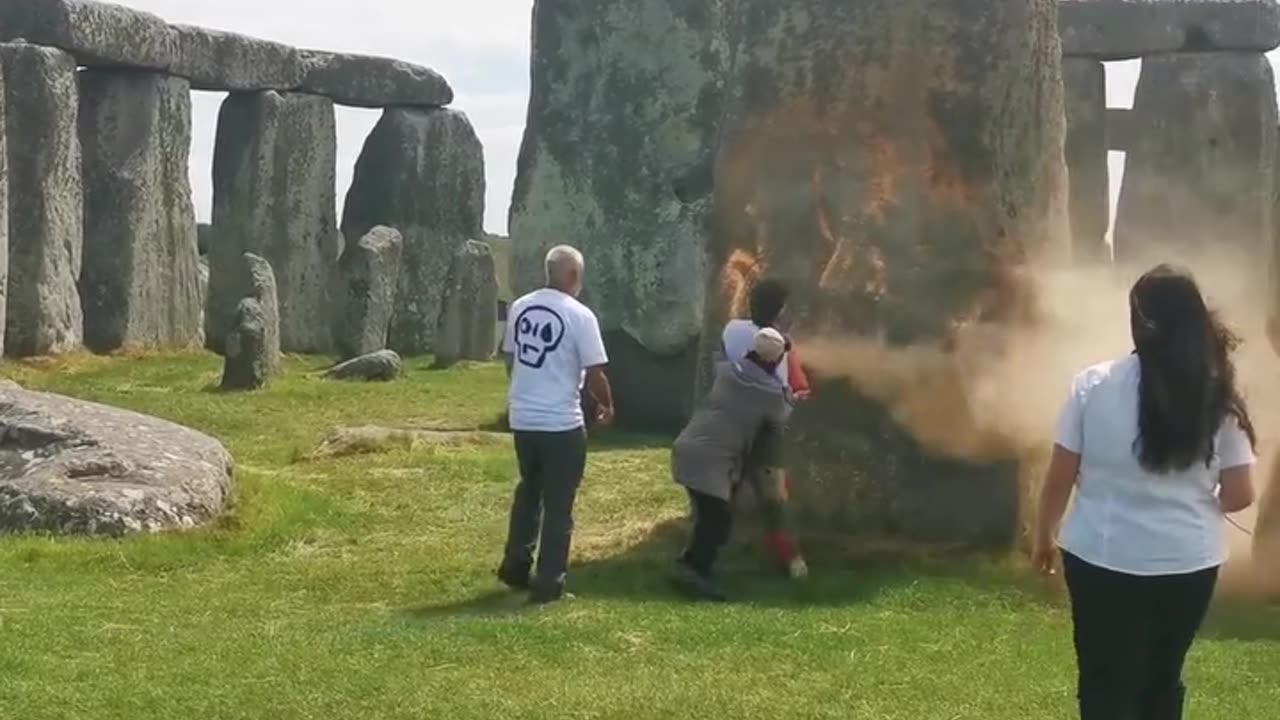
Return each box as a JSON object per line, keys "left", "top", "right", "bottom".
{"left": 672, "top": 328, "right": 794, "bottom": 601}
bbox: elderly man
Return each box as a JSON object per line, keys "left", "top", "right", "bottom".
{"left": 497, "top": 245, "right": 615, "bottom": 604}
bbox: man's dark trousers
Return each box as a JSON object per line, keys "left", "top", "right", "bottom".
{"left": 502, "top": 427, "right": 588, "bottom": 598}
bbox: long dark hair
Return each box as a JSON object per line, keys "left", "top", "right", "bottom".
{"left": 1130, "top": 265, "right": 1256, "bottom": 472}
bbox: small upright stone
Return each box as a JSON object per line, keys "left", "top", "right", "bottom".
{"left": 334, "top": 226, "right": 403, "bottom": 360}
{"left": 342, "top": 108, "right": 485, "bottom": 355}
{"left": 0, "top": 42, "right": 83, "bottom": 357}
{"left": 196, "top": 222, "right": 212, "bottom": 255}
{"left": 220, "top": 298, "right": 270, "bottom": 391}
{"left": 79, "top": 70, "right": 201, "bottom": 352}
{"left": 324, "top": 349, "right": 402, "bottom": 382}
{"left": 234, "top": 252, "right": 280, "bottom": 376}
{"left": 434, "top": 239, "right": 498, "bottom": 366}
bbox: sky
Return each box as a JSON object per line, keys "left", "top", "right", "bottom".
{"left": 110, "top": 2, "right": 1280, "bottom": 237}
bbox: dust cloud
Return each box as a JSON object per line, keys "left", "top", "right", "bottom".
{"left": 795, "top": 252, "right": 1279, "bottom": 599}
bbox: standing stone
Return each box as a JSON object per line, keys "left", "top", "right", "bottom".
{"left": 79, "top": 70, "right": 201, "bottom": 352}
{"left": 196, "top": 255, "right": 209, "bottom": 348}
{"left": 434, "top": 239, "right": 498, "bottom": 366}
{"left": 0, "top": 42, "right": 83, "bottom": 357}
{"left": 1114, "top": 53, "right": 1278, "bottom": 267}
{"left": 221, "top": 298, "right": 270, "bottom": 391}
{"left": 209, "top": 91, "right": 339, "bottom": 355}
{"left": 0, "top": 61, "right": 7, "bottom": 358}
{"left": 707, "top": 0, "right": 1068, "bottom": 547}
{"left": 342, "top": 108, "right": 485, "bottom": 356}
{"left": 235, "top": 252, "right": 279, "bottom": 374}
{"left": 508, "top": 0, "right": 729, "bottom": 431}
{"left": 196, "top": 222, "right": 212, "bottom": 255}
{"left": 334, "top": 225, "right": 403, "bottom": 361}
{"left": 1063, "top": 58, "right": 1109, "bottom": 264}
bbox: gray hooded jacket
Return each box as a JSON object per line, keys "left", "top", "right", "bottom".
{"left": 671, "top": 359, "right": 793, "bottom": 501}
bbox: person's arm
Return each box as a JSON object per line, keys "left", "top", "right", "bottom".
{"left": 578, "top": 312, "right": 614, "bottom": 425}
{"left": 1219, "top": 466, "right": 1255, "bottom": 513}
{"left": 1217, "top": 416, "right": 1257, "bottom": 513}
{"left": 501, "top": 308, "right": 517, "bottom": 378}
{"left": 1034, "top": 375, "right": 1087, "bottom": 575}
{"left": 786, "top": 345, "right": 811, "bottom": 400}
{"left": 1034, "top": 445, "right": 1082, "bottom": 574}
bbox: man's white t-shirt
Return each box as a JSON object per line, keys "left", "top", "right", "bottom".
{"left": 721, "top": 319, "right": 789, "bottom": 387}
{"left": 1056, "top": 354, "right": 1255, "bottom": 576}
{"left": 503, "top": 288, "right": 608, "bottom": 432}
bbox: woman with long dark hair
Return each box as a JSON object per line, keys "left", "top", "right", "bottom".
{"left": 1034, "top": 265, "right": 1257, "bottom": 719}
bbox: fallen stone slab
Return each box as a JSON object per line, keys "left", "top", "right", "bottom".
{"left": 0, "top": 382, "right": 234, "bottom": 536}
{"left": 171, "top": 25, "right": 305, "bottom": 93}
{"left": 1059, "top": 0, "right": 1280, "bottom": 60}
{"left": 1, "top": 42, "right": 84, "bottom": 357}
{"left": 311, "top": 424, "right": 506, "bottom": 459}
{"left": 79, "top": 70, "right": 202, "bottom": 352}
{"left": 298, "top": 50, "right": 453, "bottom": 108}
{"left": 0, "top": 0, "right": 177, "bottom": 70}
{"left": 323, "top": 349, "right": 402, "bottom": 382}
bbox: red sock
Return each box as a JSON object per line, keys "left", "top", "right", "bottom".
{"left": 766, "top": 531, "right": 797, "bottom": 566}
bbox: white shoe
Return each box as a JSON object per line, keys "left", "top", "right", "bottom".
{"left": 788, "top": 556, "right": 809, "bottom": 580}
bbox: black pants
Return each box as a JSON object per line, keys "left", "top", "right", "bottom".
{"left": 1062, "top": 551, "right": 1219, "bottom": 720}
{"left": 502, "top": 428, "right": 587, "bottom": 594}
{"left": 681, "top": 489, "right": 733, "bottom": 577}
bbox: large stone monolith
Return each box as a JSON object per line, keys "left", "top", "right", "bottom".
{"left": 706, "top": 0, "right": 1068, "bottom": 547}
{"left": 0, "top": 61, "right": 7, "bottom": 358}
{"left": 79, "top": 70, "right": 202, "bottom": 352}
{"left": 1063, "top": 58, "right": 1109, "bottom": 263}
{"left": 1114, "top": 53, "right": 1278, "bottom": 267}
{"left": 508, "top": 0, "right": 729, "bottom": 431}
{"left": 342, "top": 108, "right": 485, "bottom": 356}
{"left": 0, "top": 42, "right": 83, "bottom": 357}
{"left": 208, "top": 91, "right": 339, "bottom": 355}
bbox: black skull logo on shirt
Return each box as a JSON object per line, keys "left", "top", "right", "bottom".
{"left": 514, "top": 305, "right": 566, "bottom": 369}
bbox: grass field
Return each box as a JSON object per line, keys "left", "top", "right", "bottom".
{"left": 0, "top": 353, "right": 1277, "bottom": 719}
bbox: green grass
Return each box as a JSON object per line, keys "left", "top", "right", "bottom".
{"left": 0, "top": 353, "right": 1276, "bottom": 719}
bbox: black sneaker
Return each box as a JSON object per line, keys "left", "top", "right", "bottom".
{"left": 528, "top": 582, "right": 571, "bottom": 605}
{"left": 673, "top": 560, "right": 728, "bottom": 602}
{"left": 497, "top": 563, "right": 531, "bottom": 591}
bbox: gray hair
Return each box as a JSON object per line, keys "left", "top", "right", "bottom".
{"left": 544, "top": 245, "right": 585, "bottom": 287}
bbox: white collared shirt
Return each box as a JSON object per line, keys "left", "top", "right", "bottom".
{"left": 1056, "top": 354, "right": 1254, "bottom": 575}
